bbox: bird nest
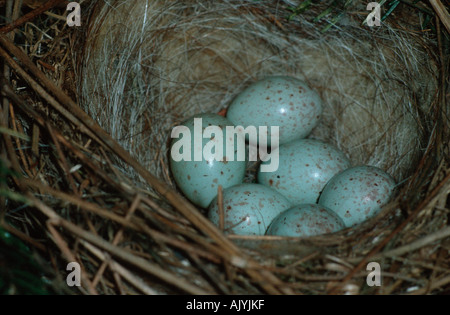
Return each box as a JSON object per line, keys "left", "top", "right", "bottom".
{"left": 0, "top": 0, "right": 449, "bottom": 295}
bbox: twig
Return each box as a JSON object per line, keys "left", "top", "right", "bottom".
{"left": 98, "top": 146, "right": 128, "bottom": 185}
{"left": 377, "top": 226, "right": 450, "bottom": 259}
{"left": 21, "top": 178, "right": 141, "bottom": 229}
{"left": 426, "top": 247, "right": 447, "bottom": 294}
{"left": 81, "top": 240, "right": 159, "bottom": 295}
{"left": 10, "top": 104, "right": 40, "bottom": 178}
{"left": 0, "top": 0, "right": 14, "bottom": 212}
{"left": 0, "top": 104, "right": 24, "bottom": 191}
{"left": 28, "top": 190, "right": 209, "bottom": 294}
{"left": 46, "top": 220, "right": 98, "bottom": 295}
{"left": 435, "top": 10, "right": 449, "bottom": 162}
{"left": 390, "top": 256, "right": 450, "bottom": 274}
{"left": 27, "top": 195, "right": 98, "bottom": 294}
{"left": 0, "top": 0, "right": 67, "bottom": 34}
{"left": 140, "top": 195, "right": 191, "bottom": 226}
{"left": 348, "top": 225, "right": 450, "bottom": 264}
{"left": 397, "top": 0, "right": 434, "bottom": 16}
{"left": 6, "top": 103, "right": 33, "bottom": 178}
{"left": 0, "top": 43, "right": 100, "bottom": 142}
{"left": 407, "top": 275, "right": 450, "bottom": 294}
{"left": 1, "top": 84, "right": 131, "bottom": 197}
{"left": 429, "top": 0, "right": 450, "bottom": 34}
{"left": 92, "top": 194, "right": 141, "bottom": 288}
{"left": 31, "top": 123, "right": 39, "bottom": 158}
{"left": 188, "top": 253, "right": 230, "bottom": 294}
{"left": 0, "top": 221, "right": 46, "bottom": 252}
{"left": 46, "top": 122, "right": 79, "bottom": 195}
{"left": 218, "top": 185, "right": 224, "bottom": 232}
{"left": 112, "top": 269, "right": 126, "bottom": 295}
{"left": 137, "top": 224, "right": 222, "bottom": 264}
{"left": 57, "top": 217, "right": 210, "bottom": 294}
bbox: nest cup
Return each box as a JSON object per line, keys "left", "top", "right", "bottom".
{"left": 80, "top": 2, "right": 437, "bottom": 200}
{"left": 72, "top": 0, "right": 447, "bottom": 292}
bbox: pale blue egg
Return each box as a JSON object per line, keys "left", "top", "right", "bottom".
{"left": 258, "top": 139, "right": 351, "bottom": 205}
{"left": 266, "top": 204, "right": 345, "bottom": 237}
{"left": 226, "top": 76, "right": 323, "bottom": 147}
{"left": 318, "top": 166, "right": 396, "bottom": 227}
{"left": 208, "top": 183, "right": 292, "bottom": 236}
{"left": 169, "top": 113, "right": 247, "bottom": 208}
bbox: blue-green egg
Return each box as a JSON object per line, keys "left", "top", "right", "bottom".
{"left": 208, "top": 183, "right": 292, "bottom": 236}
{"left": 169, "top": 113, "right": 247, "bottom": 208}
{"left": 226, "top": 76, "right": 323, "bottom": 147}
{"left": 266, "top": 204, "right": 345, "bottom": 237}
{"left": 318, "top": 166, "right": 396, "bottom": 227}
{"left": 258, "top": 139, "right": 351, "bottom": 205}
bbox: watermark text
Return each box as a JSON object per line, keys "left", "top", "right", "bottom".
{"left": 171, "top": 118, "right": 279, "bottom": 172}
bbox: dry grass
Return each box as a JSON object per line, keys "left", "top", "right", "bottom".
{"left": 0, "top": 0, "right": 449, "bottom": 295}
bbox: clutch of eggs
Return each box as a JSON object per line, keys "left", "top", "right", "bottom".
{"left": 169, "top": 76, "right": 397, "bottom": 237}
{"left": 169, "top": 76, "right": 323, "bottom": 208}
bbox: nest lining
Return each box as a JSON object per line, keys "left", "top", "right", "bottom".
{"left": 1, "top": 0, "right": 449, "bottom": 295}
{"left": 80, "top": 0, "right": 438, "bottom": 187}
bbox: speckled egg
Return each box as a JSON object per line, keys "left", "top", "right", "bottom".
{"left": 226, "top": 76, "right": 323, "bottom": 147}
{"left": 169, "top": 113, "right": 247, "bottom": 208}
{"left": 318, "top": 166, "right": 396, "bottom": 227}
{"left": 258, "top": 139, "right": 351, "bottom": 205}
{"left": 208, "top": 183, "right": 292, "bottom": 236}
{"left": 266, "top": 204, "right": 345, "bottom": 237}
